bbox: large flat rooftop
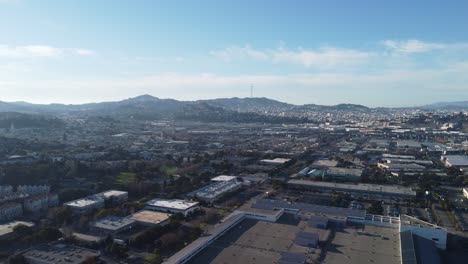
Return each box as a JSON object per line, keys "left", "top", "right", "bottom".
{"left": 288, "top": 180, "right": 416, "bottom": 197}
{"left": 130, "top": 210, "right": 171, "bottom": 225}
{"left": 322, "top": 224, "right": 401, "bottom": 264}
{"left": 97, "top": 190, "right": 127, "bottom": 199}
{"left": 187, "top": 214, "right": 328, "bottom": 264}
{"left": 145, "top": 198, "right": 199, "bottom": 210}
{"left": 65, "top": 196, "right": 103, "bottom": 208}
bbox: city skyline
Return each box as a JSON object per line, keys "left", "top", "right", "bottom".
{"left": 1, "top": 0, "right": 468, "bottom": 106}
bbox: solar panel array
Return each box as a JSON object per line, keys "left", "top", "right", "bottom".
{"left": 278, "top": 252, "right": 307, "bottom": 264}
{"left": 400, "top": 231, "right": 418, "bottom": 264}
{"left": 294, "top": 231, "right": 319, "bottom": 248}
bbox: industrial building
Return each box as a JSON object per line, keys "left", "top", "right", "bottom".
{"left": 22, "top": 244, "right": 100, "bottom": 264}
{"left": 287, "top": 180, "right": 416, "bottom": 198}
{"left": 90, "top": 216, "right": 136, "bottom": 235}
{"left": 189, "top": 179, "right": 242, "bottom": 203}
{"left": 310, "top": 167, "right": 363, "bottom": 181}
{"left": 164, "top": 198, "right": 446, "bottom": 264}
{"left": 377, "top": 162, "right": 427, "bottom": 172}
{"left": 129, "top": 210, "right": 171, "bottom": 226}
{"left": 145, "top": 199, "right": 200, "bottom": 217}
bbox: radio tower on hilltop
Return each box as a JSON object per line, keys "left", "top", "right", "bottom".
{"left": 250, "top": 84, "right": 254, "bottom": 98}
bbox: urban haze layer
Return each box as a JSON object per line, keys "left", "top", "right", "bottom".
{"left": 0, "top": 95, "right": 468, "bottom": 264}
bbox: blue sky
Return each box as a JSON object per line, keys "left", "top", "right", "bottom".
{"left": 1, "top": 0, "right": 468, "bottom": 106}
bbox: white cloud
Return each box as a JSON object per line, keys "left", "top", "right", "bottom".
{"left": 0, "top": 45, "right": 95, "bottom": 58}
{"left": 210, "top": 45, "right": 371, "bottom": 68}
{"left": 72, "top": 48, "right": 95, "bottom": 56}
{"left": 382, "top": 39, "right": 445, "bottom": 53}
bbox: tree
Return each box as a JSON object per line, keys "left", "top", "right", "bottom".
{"left": 367, "top": 201, "right": 384, "bottom": 215}
{"left": 144, "top": 250, "right": 162, "bottom": 264}
{"left": 37, "top": 227, "right": 62, "bottom": 242}
{"left": 52, "top": 206, "right": 72, "bottom": 226}
{"left": 13, "top": 224, "right": 32, "bottom": 237}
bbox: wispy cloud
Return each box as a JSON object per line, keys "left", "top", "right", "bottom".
{"left": 2, "top": 65, "right": 467, "bottom": 106}
{"left": 0, "top": 0, "right": 19, "bottom": 3}
{"left": 211, "top": 45, "right": 372, "bottom": 68}
{"left": 382, "top": 39, "right": 445, "bottom": 53}
{"left": 0, "top": 45, "right": 95, "bottom": 58}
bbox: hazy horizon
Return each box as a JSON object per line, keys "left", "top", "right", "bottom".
{"left": 1, "top": 0, "right": 468, "bottom": 107}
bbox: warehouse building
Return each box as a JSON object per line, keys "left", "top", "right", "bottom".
{"left": 287, "top": 180, "right": 416, "bottom": 198}
{"left": 189, "top": 180, "right": 242, "bottom": 203}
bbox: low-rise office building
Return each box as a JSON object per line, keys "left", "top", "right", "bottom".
{"left": 95, "top": 190, "right": 128, "bottom": 203}
{"left": 145, "top": 199, "right": 200, "bottom": 217}
{"left": 64, "top": 190, "right": 127, "bottom": 215}
{"left": 65, "top": 196, "right": 105, "bottom": 215}
{"left": 90, "top": 216, "right": 136, "bottom": 235}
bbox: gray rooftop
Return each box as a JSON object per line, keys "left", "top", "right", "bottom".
{"left": 23, "top": 244, "right": 100, "bottom": 264}
{"left": 288, "top": 180, "right": 416, "bottom": 197}
{"left": 90, "top": 216, "right": 135, "bottom": 231}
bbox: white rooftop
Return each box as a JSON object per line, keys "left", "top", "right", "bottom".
{"left": 146, "top": 198, "right": 199, "bottom": 210}
{"left": 65, "top": 196, "right": 103, "bottom": 208}
{"left": 98, "top": 190, "right": 127, "bottom": 199}
{"left": 211, "top": 175, "right": 237, "bottom": 182}
{"left": 260, "top": 158, "right": 291, "bottom": 164}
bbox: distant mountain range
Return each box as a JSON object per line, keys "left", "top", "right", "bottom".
{"left": 0, "top": 95, "right": 466, "bottom": 124}
{"left": 419, "top": 101, "right": 468, "bottom": 110}
{"left": 0, "top": 95, "right": 371, "bottom": 114}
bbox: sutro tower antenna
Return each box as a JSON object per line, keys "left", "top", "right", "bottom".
{"left": 250, "top": 84, "right": 253, "bottom": 98}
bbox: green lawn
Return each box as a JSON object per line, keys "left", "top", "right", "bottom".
{"left": 116, "top": 172, "right": 137, "bottom": 185}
